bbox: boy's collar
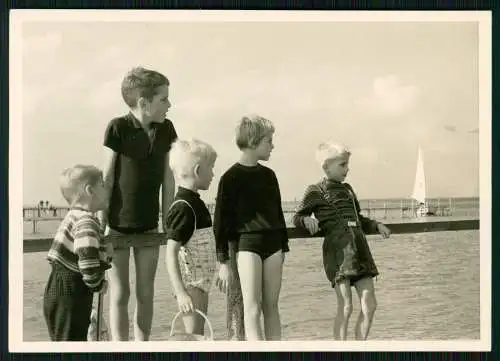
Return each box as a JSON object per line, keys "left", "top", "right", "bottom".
{"left": 178, "top": 186, "right": 200, "bottom": 197}
{"left": 324, "top": 177, "right": 342, "bottom": 184}
{"left": 127, "top": 112, "right": 166, "bottom": 129}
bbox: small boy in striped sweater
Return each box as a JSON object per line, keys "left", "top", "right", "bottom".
{"left": 43, "top": 165, "right": 112, "bottom": 341}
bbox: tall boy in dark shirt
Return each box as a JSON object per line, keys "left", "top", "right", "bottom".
{"left": 100, "top": 67, "right": 177, "bottom": 341}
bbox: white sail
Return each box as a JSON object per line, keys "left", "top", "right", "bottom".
{"left": 411, "top": 147, "right": 426, "bottom": 204}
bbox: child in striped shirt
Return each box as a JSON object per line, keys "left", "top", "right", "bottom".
{"left": 43, "top": 165, "right": 112, "bottom": 341}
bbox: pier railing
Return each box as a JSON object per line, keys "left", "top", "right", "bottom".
{"left": 23, "top": 218, "right": 479, "bottom": 254}
{"left": 23, "top": 199, "right": 477, "bottom": 234}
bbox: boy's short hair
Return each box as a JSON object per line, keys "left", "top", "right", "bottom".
{"left": 169, "top": 138, "right": 217, "bottom": 179}
{"left": 121, "top": 67, "right": 170, "bottom": 109}
{"left": 235, "top": 115, "right": 275, "bottom": 150}
{"left": 315, "top": 142, "right": 351, "bottom": 167}
{"left": 59, "top": 165, "right": 103, "bottom": 205}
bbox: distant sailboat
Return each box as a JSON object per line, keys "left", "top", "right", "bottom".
{"left": 411, "top": 147, "right": 437, "bottom": 217}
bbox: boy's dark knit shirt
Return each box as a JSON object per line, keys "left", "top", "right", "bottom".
{"left": 103, "top": 113, "right": 178, "bottom": 232}
{"left": 47, "top": 209, "right": 111, "bottom": 292}
{"left": 164, "top": 187, "right": 213, "bottom": 245}
{"left": 213, "top": 163, "right": 288, "bottom": 262}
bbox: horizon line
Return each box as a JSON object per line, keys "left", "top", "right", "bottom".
{"left": 23, "top": 195, "right": 480, "bottom": 208}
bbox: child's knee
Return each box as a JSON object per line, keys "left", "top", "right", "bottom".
{"left": 262, "top": 298, "right": 279, "bottom": 316}
{"left": 362, "top": 294, "right": 377, "bottom": 315}
{"left": 341, "top": 304, "right": 353, "bottom": 319}
{"left": 244, "top": 301, "right": 262, "bottom": 319}
{"left": 136, "top": 284, "right": 154, "bottom": 304}
{"left": 110, "top": 284, "right": 130, "bottom": 306}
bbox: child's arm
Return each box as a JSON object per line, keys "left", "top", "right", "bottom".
{"left": 293, "top": 185, "right": 321, "bottom": 228}
{"left": 74, "top": 215, "right": 111, "bottom": 292}
{"left": 99, "top": 147, "right": 117, "bottom": 233}
{"left": 165, "top": 240, "right": 194, "bottom": 313}
{"left": 162, "top": 152, "right": 175, "bottom": 229}
{"left": 100, "top": 121, "right": 120, "bottom": 233}
{"left": 293, "top": 185, "right": 322, "bottom": 235}
{"left": 346, "top": 184, "right": 388, "bottom": 235}
{"left": 164, "top": 203, "right": 196, "bottom": 312}
{"left": 161, "top": 121, "right": 178, "bottom": 231}
{"left": 213, "top": 174, "right": 235, "bottom": 292}
{"left": 272, "top": 171, "right": 290, "bottom": 253}
{"left": 213, "top": 174, "right": 236, "bottom": 263}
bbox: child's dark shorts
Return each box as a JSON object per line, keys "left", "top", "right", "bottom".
{"left": 332, "top": 274, "right": 377, "bottom": 288}
{"left": 43, "top": 261, "right": 94, "bottom": 341}
{"left": 237, "top": 230, "right": 287, "bottom": 261}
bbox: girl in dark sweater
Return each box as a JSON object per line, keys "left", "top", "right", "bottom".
{"left": 293, "top": 142, "right": 391, "bottom": 340}
{"left": 214, "top": 115, "right": 288, "bottom": 340}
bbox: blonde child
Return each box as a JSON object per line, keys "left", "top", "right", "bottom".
{"left": 214, "top": 115, "right": 289, "bottom": 340}
{"left": 164, "top": 139, "right": 218, "bottom": 335}
{"left": 293, "top": 142, "right": 391, "bottom": 340}
{"left": 43, "top": 165, "right": 112, "bottom": 341}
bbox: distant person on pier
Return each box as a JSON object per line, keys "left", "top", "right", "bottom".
{"left": 293, "top": 142, "right": 391, "bottom": 341}
{"left": 100, "top": 67, "right": 177, "bottom": 341}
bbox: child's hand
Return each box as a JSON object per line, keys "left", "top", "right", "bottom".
{"left": 377, "top": 223, "right": 391, "bottom": 238}
{"left": 303, "top": 216, "right": 319, "bottom": 235}
{"left": 99, "top": 280, "right": 109, "bottom": 294}
{"left": 98, "top": 212, "right": 108, "bottom": 235}
{"left": 105, "top": 242, "right": 114, "bottom": 262}
{"left": 176, "top": 290, "right": 195, "bottom": 314}
{"left": 215, "top": 263, "right": 233, "bottom": 293}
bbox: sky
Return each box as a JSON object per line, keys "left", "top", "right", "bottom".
{"left": 18, "top": 15, "right": 481, "bottom": 206}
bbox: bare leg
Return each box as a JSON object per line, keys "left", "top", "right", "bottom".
{"left": 108, "top": 247, "right": 131, "bottom": 341}
{"left": 133, "top": 245, "right": 160, "bottom": 341}
{"left": 226, "top": 244, "right": 245, "bottom": 340}
{"left": 333, "top": 280, "right": 352, "bottom": 340}
{"left": 353, "top": 277, "right": 377, "bottom": 340}
{"left": 237, "top": 251, "right": 264, "bottom": 340}
{"left": 262, "top": 250, "right": 284, "bottom": 340}
{"left": 182, "top": 286, "right": 209, "bottom": 335}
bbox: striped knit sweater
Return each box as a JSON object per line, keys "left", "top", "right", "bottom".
{"left": 47, "top": 208, "right": 111, "bottom": 292}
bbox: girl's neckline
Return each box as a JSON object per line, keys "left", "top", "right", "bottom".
{"left": 236, "top": 162, "right": 261, "bottom": 169}
{"left": 325, "top": 178, "right": 343, "bottom": 184}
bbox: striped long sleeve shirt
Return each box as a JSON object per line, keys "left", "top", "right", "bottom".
{"left": 47, "top": 208, "right": 111, "bottom": 292}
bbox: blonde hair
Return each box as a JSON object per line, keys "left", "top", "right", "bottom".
{"left": 169, "top": 138, "right": 217, "bottom": 179}
{"left": 235, "top": 114, "right": 275, "bottom": 150}
{"left": 59, "top": 165, "right": 103, "bottom": 205}
{"left": 315, "top": 142, "right": 351, "bottom": 167}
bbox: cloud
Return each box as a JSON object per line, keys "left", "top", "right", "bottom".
{"left": 359, "top": 75, "right": 419, "bottom": 116}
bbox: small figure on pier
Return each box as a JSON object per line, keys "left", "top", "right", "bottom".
{"left": 37, "top": 200, "right": 43, "bottom": 217}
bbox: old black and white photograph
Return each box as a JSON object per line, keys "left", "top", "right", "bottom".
{"left": 9, "top": 10, "right": 491, "bottom": 352}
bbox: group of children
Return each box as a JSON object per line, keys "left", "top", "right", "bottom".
{"left": 42, "top": 67, "right": 391, "bottom": 342}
